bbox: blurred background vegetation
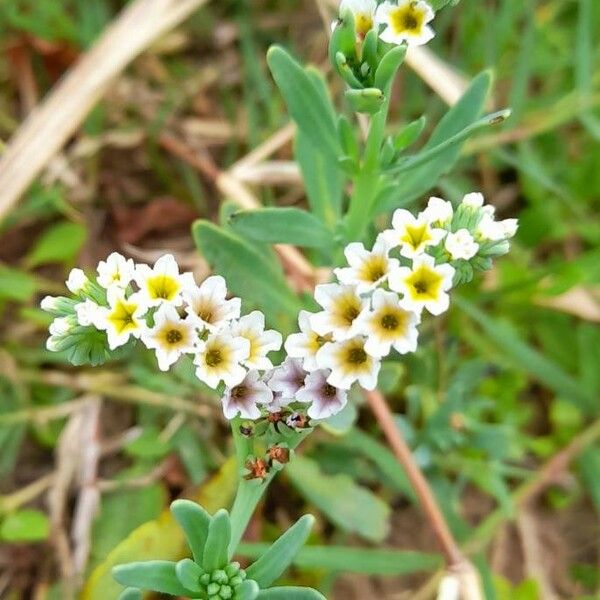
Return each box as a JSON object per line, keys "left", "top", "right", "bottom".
{"left": 0, "top": 0, "right": 598, "bottom": 598}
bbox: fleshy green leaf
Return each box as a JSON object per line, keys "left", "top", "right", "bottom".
{"left": 112, "top": 561, "right": 192, "bottom": 596}
{"left": 171, "top": 500, "right": 211, "bottom": 565}
{"left": 175, "top": 558, "right": 203, "bottom": 593}
{"left": 286, "top": 456, "right": 390, "bottom": 542}
{"left": 202, "top": 509, "right": 232, "bottom": 571}
{"left": 0, "top": 509, "right": 49, "bottom": 542}
{"left": 374, "top": 45, "right": 407, "bottom": 92}
{"left": 246, "top": 515, "right": 314, "bottom": 587}
{"left": 117, "top": 588, "right": 142, "bottom": 600}
{"left": 228, "top": 208, "right": 332, "bottom": 248}
{"left": 257, "top": 587, "right": 326, "bottom": 599}
{"left": 345, "top": 88, "right": 384, "bottom": 114}
{"left": 393, "top": 116, "right": 427, "bottom": 152}
{"left": 236, "top": 579, "right": 260, "bottom": 600}
{"left": 267, "top": 46, "right": 340, "bottom": 161}
{"left": 26, "top": 221, "right": 87, "bottom": 267}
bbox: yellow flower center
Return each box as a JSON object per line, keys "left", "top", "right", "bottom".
{"left": 371, "top": 307, "right": 410, "bottom": 339}
{"left": 165, "top": 329, "right": 183, "bottom": 345}
{"left": 146, "top": 275, "right": 180, "bottom": 301}
{"left": 359, "top": 255, "right": 387, "bottom": 284}
{"left": 390, "top": 3, "right": 425, "bottom": 35}
{"left": 107, "top": 300, "right": 138, "bottom": 334}
{"left": 400, "top": 223, "right": 432, "bottom": 252}
{"left": 347, "top": 347, "right": 367, "bottom": 364}
{"left": 405, "top": 264, "right": 443, "bottom": 301}
{"left": 308, "top": 332, "right": 333, "bottom": 354}
{"left": 332, "top": 293, "right": 363, "bottom": 329}
{"left": 205, "top": 348, "right": 223, "bottom": 367}
{"left": 355, "top": 13, "right": 373, "bottom": 37}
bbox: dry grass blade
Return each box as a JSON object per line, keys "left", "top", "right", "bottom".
{"left": 0, "top": 0, "right": 208, "bottom": 221}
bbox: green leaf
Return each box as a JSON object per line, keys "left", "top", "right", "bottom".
{"left": 228, "top": 208, "right": 332, "bottom": 248}
{"left": 0, "top": 266, "right": 36, "bottom": 302}
{"left": 456, "top": 298, "right": 595, "bottom": 411}
{"left": 257, "top": 587, "right": 325, "bottom": 600}
{"left": 171, "top": 500, "right": 211, "bottom": 565}
{"left": 112, "top": 561, "right": 192, "bottom": 596}
{"left": 246, "top": 515, "right": 314, "bottom": 587}
{"left": 192, "top": 220, "right": 300, "bottom": 334}
{"left": 286, "top": 455, "right": 390, "bottom": 542}
{"left": 392, "top": 116, "right": 427, "bottom": 152}
{"left": 124, "top": 427, "right": 171, "bottom": 459}
{"left": 202, "top": 509, "right": 231, "bottom": 571}
{"left": 236, "top": 579, "right": 260, "bottom": 600}
{"left": 345, "top": 88, "right": 384, "bottom": 114}
{"left": 376, "top": 70, "right": 492, "bottom": 213}
{"left": 175, "top": 559, "right": 203, "bottom": 592}
{"left": 117, "top": 588, "right": 142, "bottom": 600}
{"left": 374, "top": 45, "right": 407, "bottom": 92}
{"left": 26, "top": 221, "right": 87, "bottom": 267}
{"left": 237, "top": 544, "right": 442, "bottom": 575}
{"left": 267, "top": 46, "right": 340, "bottom": 161}
{"left": 0, "top": 509, "right": 49, "bottom": 542}
{"left": 577, "top": 448, "right": 600, "bottom": 510}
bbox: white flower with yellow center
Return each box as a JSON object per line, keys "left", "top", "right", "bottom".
{"left": 296, "top": 370, "right": 348, "bottom": 420}
{"left": 334, "top": 234, "right": 399, "bottom": 294}
{"left": 183, "top": 275, "right": 241, "bottom": 332}
{"left": 383, "top": 208, "right": 446, "bottom": 258}
{"left": 477, "top": 215, "right": 519, "bottom": 242}
{"left": 355, "top": 289, "right": 420, "bottom": 357}
{"left": 194, "top": 332, "right": 250, "bottom": 389}
{"left": 221, "top": 370, "right": 273, "bottom": 420}
{"left": 422, "top": 196, "right": 453, "bottom": 227}
{"left": 133, "top": 254, "right": 195, "bottom": 307}
{"left": 96, "top": 252, "right": 135, "bottom": 289}
{"left": 389, "top": 254, "right": 455, "bottom": 315}
{"left": 316, "top": 336, "right": 381, "bottom": 390}
{"left": 228, "top": 311, "right": 282, "bottom": 370}
{"left": 95, "top": 288, "right": 148, "bottom": 351}
{"left": 284, "top": 310, "right": 333, "bottom": 372}
{"left": 444, "top": 229, "right": 479, "bottom": 260}
{"left": 140, "top": 304, "right": 197, "bottom": 371}
{"left": 310, "top": 284, "right": 368, "bottom": 341}
{"left": 375, "top": 0, "right": 435, "bottom": 47}
{"left": 339, "top": 0, "right": 377, "bottom": 38}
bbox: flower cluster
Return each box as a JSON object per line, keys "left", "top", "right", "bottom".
{"left": 338, "top": 0, "right": 436, "bottom": 46}
{"left": 42, "top": 193, "right": 516, "bottom": 424}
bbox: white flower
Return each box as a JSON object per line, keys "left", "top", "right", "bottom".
{"left": 194, "top": 332, "right": 250, "bottom": 389}
{"left": 461, "top": 192, "right": 484, "bottom": 209}
{"left": 221, "top": 370, "right": 273, "bottom": 420}
{"left": 383, "top": 208, "right": 446, "bottom": 258}
{"left": 284, "top": 310, "right": 333, "bottom": 372}
{"left": 476, "top": 215, "right": 519, "bottom": 242}
{"left": 267, "top": 358, "right": 307, "bottom": 403}
{"left": 41, "top": 295, "right": 74, "bottom": 316}
{"left": 229, "top": 311, "right": 282, "bottom": 370}
{"left": 421, "top": 196, "right": 453, "bottom": 227}
{"left": 375, "top": 0, "right": 435, "bottom": 46}
{"left": 140, "top": 303, "right": 198, "bottom": 371}
{"left": 355, "top": 289, "right": 420, "bottom": 357}
{"left": 436, "top": 574, "right": 460, "bottom": 600}
{"left": 66, "top": 268, "right": 89, "bottom": 295}
{"left": 334, "top": 234, "right": 399, "bottom": 294}
{"left": 182, "top": 275, "right": 241, "bottom": 332}
{"left": 316, "top": 336, "right": 381, "bottom": 390}
{"left": 296, "top": 370, "right": 348, "bottom": 420}
{"left": 95, "top": 288, "right": 148, "bottom": 350}
{"left": 74, "top": 299, "right": 102, "bottom": 327}
{"left": 389, "top": 254, "right": 455, "bottom": 315}
{"left": 310, "top": 284, "right": 368, "bottom": 341}
{"left": 444, "top": 229, "right": 479, "bottom": 260}
{"left": 47, "top": 316, "right": 75, "bottom": 352}
{"left": 96, "top": 252, "right": 135, "bottom": 289}
{"left": 49, "top": 316, "right": 72, "bottom": 337}
{"left": 133, "top": 254, "right": 195, "bottom": 307}
{"left": 339, "top": 0, "right": 377, "bottom": 38}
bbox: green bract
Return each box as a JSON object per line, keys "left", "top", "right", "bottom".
{"left": 113, "top": 501, "right": 323, "bottom": 600}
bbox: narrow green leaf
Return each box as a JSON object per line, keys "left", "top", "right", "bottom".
{"left": 286, "top": 456, "right": 390, "bottom": 542}
{"left": 170, "top": 500, "right": 211, "bottom": 565}
{"left": 202, "top": 509, "right": 231, "bottom": 571}
{"left": 577, "top": 448, "right": 600, "bottom": 510}
{"left": 393, "top": 116, "right": 427, "bottom": 152}
{"left": 229, "top": 208, "right": 332, "bottom": 248}
{"left": 236, "top": 579, "right": 260, "bottom": 600}
{"left": 257, "top": 587, "right": 326, "bottom": 600}
{"left": 246, "top": 515, "right": 314, "bottom": 588}
{"left": 345, "top": 88, "right": 384, "bottom": 114}
{"left": 0, "top": 265, "right": 36, "bottom": 302}
{"left": 267, "top": 46, "right": 340, "bottom": 161}
{"left": 456, "top": 298, "right": 595, "bottom": 411}
{"left": 26, "top": 221, "right": 87, "bottom": 267}
{"left": 0, "top": 509, "right": 49, "bottom": 542}
{"left": 237, "top": 544, "right": 442, "bottom": 575}
{"left": 112, "top": 561, "right": 192, "bottom": 596}
{"left": 175, "top": 559, "right": 203, "bottom": 592}
{"left": 374, "top": 45, "right": 407, "bottom": 92}
{"left": 376, "top": 70, "right": 492, "bottom": 213}
{"left": 192, "top": 220, "right": 300, "bottom": 334}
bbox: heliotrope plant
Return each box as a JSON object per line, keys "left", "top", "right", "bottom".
{"left": 41, "top": 0, "right": 517, "bottom": 597}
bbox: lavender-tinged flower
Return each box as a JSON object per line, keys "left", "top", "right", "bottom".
{"left": 267, "top": 358, "right": 307, "bottom": 402}
{"left": 221, "top": 370, "right": 273, "bottom": 420}
{"left": 296, "top": 370, "right": 348, "bottom": 420}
